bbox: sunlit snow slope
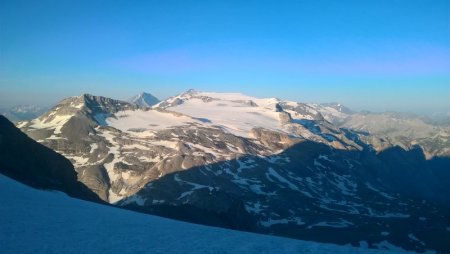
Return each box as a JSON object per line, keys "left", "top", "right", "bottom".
{"left": 154, "top": 91, "right": 285, "bottom": 137}
{"left": 0, "top": 174, "right": 408, "bottom": 254}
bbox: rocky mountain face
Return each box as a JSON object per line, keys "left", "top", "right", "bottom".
{"left": 0, "top": 104, "right": 48, "bottom": 122}
{"left": 15, "top": 90, "right": 450, "bottom": 253}
{"left": 0, "top": 115, "right": 101, "bottom": 202}
{"left": 128, "top": 92, "right": 160, "bottom": 107}
{"left": 16, "top": 94, "right": 141, "bottom": 201}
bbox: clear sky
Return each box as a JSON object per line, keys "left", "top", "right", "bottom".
{"left": 1, "top": 0, "right": 449, "bottom": 114}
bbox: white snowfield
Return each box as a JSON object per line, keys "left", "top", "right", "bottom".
{"left": 106, "top": 91, "right": 291, "bottom": 138}
{"left": 168, "top": 93, "right": 283, "bottom": 138}
{"left": 0, "top": 175, "right": 410, "bottom": 254}
{"left": 106, "top": 109, "right": 200, "bottom": 132}
{"left": 29, "top": 114, "right": 73, "bottom": 135}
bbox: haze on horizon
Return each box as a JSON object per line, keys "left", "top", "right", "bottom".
{"left": 1, "top": 0, "right": 449, "bottom": 115}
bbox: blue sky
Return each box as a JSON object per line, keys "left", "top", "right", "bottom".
{"left": 1, "top": 0, "right": 449, "bottom": 113}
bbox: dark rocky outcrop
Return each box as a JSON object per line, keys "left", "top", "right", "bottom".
{"left": 0, "top": 115, "right": 102, "bottom": 203}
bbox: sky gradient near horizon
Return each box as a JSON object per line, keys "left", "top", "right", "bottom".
{"left": 1, "top": 0, "right": 449, "bottom": 114}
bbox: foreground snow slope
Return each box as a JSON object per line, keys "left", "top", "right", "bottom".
{"left": 0, "top": 175, "right": 407, "bottom": 254}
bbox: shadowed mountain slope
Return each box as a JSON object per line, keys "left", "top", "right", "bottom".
{"left": 0, "top": 115, "right": 101, "bottom": 203}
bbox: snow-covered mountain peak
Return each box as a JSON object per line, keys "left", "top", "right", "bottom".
{"left": 18, "top": 94, "right": 137, "bottom": 139}
{"left": 195, "top": 91, "right": 280, "bottom": 106}
{"left": 18, "top": 91, "right": 362, "bottom": 204}
{"left": 156, "top": 90, "right": 283, "bottom": 110}
{"left": 128, "top": 92, "right": 160, "bottom": 107}
{"left": 152, "top": 90, "right": 300, "bottom": 137}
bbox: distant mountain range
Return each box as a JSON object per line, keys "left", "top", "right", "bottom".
{"left": 2, "top": 90, "right": 450, "bottom": 253}
{"left": 0, "top": 105, "right": 48, "bottom": 122}
{"left": 310, "top": 104, "right": 450, "bottom": 158}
